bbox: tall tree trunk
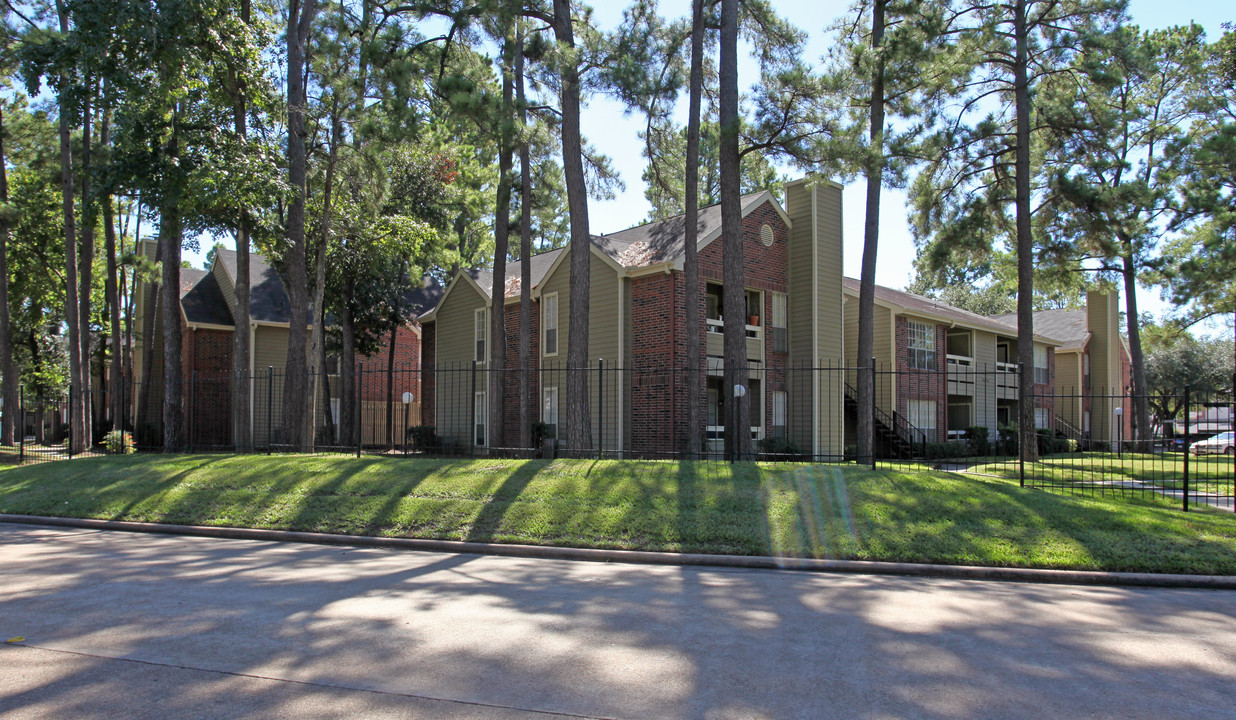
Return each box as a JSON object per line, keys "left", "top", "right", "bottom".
{"left": 683, "top": 0, "right": 705, "bottom": 457}
{"left": 857, "top": 0, "right": 886, "bottom": 466}
{"left": 160, "top": 115, "right": 184, "bottom": 452}
{"left": 719, "top": 0, "right": 749, "bottom": 460}
{"left": 319, "top": 304, "right": 334, "bottom": 444}
{"left": 306, "top": 102, "right": 339, "bottom": 452}
{"left": 136, "top": 239, "right": 161, "bottom": 439}
{"left": 0, "top": 110, "right": 16, "bottom": 446}
{"left": 79, "top": 93, "right": 95, "bottom": 448}
{"left": 101, "top": 112, "right": 124, "bottom": 434}
{"left": 1013, "top": 0, "right": 1037, "bottom": 461}
{"left": 121, "top": 199, "right": 136, "bottom": 430}
{"left": 339, "top": 298, "right": 356, "bottom": 446}
{"left": 56, "top": 0, "right": 85, "bottom": 454}
{"left": 490, "top": 39, "right": 514, "bottom": 453}
{"left": 553, "top": 0, "right": 592, "bottom": 454}
{"left": 282, "top": 0, "right": 318, "bottom": 451}
{"left": 1120, "top": 249, "right": 1148, "bottom": 446}
{"left": 232, "top": 0, "right": 253, "bottom": 452}
{"left": 516, "top": 24, "right": 533, "bottom": 451}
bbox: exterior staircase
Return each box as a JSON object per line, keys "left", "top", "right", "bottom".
{"left": 844, "top": 382, "right": 918, "bottom": 459}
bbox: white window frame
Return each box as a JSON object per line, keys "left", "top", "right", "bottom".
{"left": 907, "top": 320, "right": 936, "bottom": 370}
{"left": 771, "top": 390, "right": 787, "bottom": 436}
{"left": 474, "top": 390, "right": 487, "bottom": 447}
{"left": 770, "top": 292, "right": 787, "bottom": 328}
{"left": 474, "top": 307, "right": 488, "bottom": 364}
{"left": 1034, "top": 406, "right": 1051, "bottom": 430}
{"left": 1033, "top": 345, "right": 1049, "bottom": 385}
{"left": 542, "top": 292, "right": 559, "bottom": 357}
{"left": 542, "top": 386, "right": 559, "bottom": 439}
{"left": 907, "top": 399, "right": 936, "bottom": 442}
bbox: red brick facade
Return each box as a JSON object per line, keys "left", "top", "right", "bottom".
{"left": 629, "top": 202, "right": 791, "bottom": 454}
{"left": 182, "top": 324, "right": 234, "bottom": 447}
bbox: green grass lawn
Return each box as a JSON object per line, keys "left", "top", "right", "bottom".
{"left": 970, "top": 452, "right": 1236, "bottom": 494}
{"left": 1, "top": 454, "right": 1234, "bottom": 575}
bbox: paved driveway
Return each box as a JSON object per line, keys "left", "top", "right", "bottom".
{"left": 2, "top": 522, "right": 1234, "bottom": 719}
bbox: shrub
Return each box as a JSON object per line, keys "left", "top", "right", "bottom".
{"left": 964, "top": 426, "right": 989, "bottom": 456}
{"left": 531, "top": 422, "right": 552, "bottom": 449}
{"left": 997, "top": 423, "right": 1019, "bottom": 455}
{"left": 104, "top": 430, "right": 135, "bottom": 455}
{"left": 405, "top": 425, "right": 440, "bottom": 451}
{"left": 923, "top": 441, "right": 969, "bottom": 460}
{"left": 758, "top": 436, "right": 804, "bottom": 459}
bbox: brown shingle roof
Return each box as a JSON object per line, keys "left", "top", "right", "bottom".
{"left": 992, "top": 309, "right": 1089, "bottom": 351}
{"left": 843, "top": 278, "right": 1026, "bottom": 338}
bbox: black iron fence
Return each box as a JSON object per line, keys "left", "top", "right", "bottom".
{"left": 1, "top": 360, "right": 1231, "bottom": 513}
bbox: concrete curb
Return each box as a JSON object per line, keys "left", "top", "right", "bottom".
{"left": 4, "top": 513, "right": 1236, "bottom": 590}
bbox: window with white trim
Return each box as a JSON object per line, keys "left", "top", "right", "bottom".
{"left": 907, "top": 399, "right": 936, "bottom": 443}
{"left": 474, "top": 391, "right": 487, "bottom": 446}
{"left": 542, "top": 387, "right": 558, "bottom": 439}
{"left": 474, "top": 308, "right": 487, "bottom": 363}
{"left": 1033, "top": 345, "right": 1049, "bottom": 385}
{"left": 542, "top": 292, "right": 559, "bottom": 356}
{"left": 771, "top": 390, "right": 787, "bottom": 438}
{"left": 1034, "top": 407, "right": 1051, "bottom": 429}
{"left": 770, "top": 292, "right": 788, "bottom": 353}
{"left": 907, "top": 321, "right": 936, "bottom": 370}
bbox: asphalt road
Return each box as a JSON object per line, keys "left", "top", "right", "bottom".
{"left": 2, "top": 522, "right": 1235, "bottom": 719}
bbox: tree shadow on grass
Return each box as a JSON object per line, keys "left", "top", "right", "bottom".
{"left": 463, "top": 459, "right": 550, "bottom": 543}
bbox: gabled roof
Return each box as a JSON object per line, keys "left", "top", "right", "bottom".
{"left": 214, "top": 248, "right": 292, "bottom": 323}
{"left": 428, "top": 192, "right": 786, "bottom": 317}
{"left": 181, "top": 270, "right": 235, "bottom": 327}
{"left": 593, "top": 191, "right": 777, "bottom": 269}
{"left": 993, "top": 309, "right": 1089, "bottom": 351}
{"left": 843, "top": 277, "right": 1064, "bottom": 345}
{"left": 467, "top": 247, "right": 565, "bottom": 301}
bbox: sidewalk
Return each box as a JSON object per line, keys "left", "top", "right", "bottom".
{"left": 3, "top": 522, "right": 1236, "bottom": 719}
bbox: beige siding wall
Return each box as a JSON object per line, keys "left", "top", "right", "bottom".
{"left": 537, "top": 251, "right": 623, "bottom": 451}
{"left": 213, "top": 261, "right": 238, "bottom": 315}
{"left": 251, "top": 325, "right": 290, "bottom": 446}
{"left": 433, "top": 278, "right": 489, "bottom": 449}
{"left": 784, "top": 179, "right": 845, "bottom": 457}
{"left": 1087, "top": 291, "right": 1119, "bottom": 443}
{"left": 1055, "top": 351, "right": 1083, "bottom": 430}
{"left": 972, "top": 330, "right": 999, "bottom": 436}
{"left": 844, "top": 297, "right": 895, "bottom": 417}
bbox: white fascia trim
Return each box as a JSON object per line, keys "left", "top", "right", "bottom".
{"left": 420, "top": 271, "right": 486, "bottom": 322}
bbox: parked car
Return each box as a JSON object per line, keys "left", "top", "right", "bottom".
{"left": 1190, "top": 431, "right": 1235, "bottom": 456}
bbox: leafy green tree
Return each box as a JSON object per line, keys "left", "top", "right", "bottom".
{"left": 1160, "top": 26, "right": 1236, "bottom": 337}
{"left": 911, "top": 0, "right": 1125, "bottom": 458}
{"left": 827, "top": 0, "right": 957, "bottom": 464}
{"left": 1037, "top": 23, "right": 1206, "bottom": 443}
{"left": 1143, "top": 326, "right": 1233, "bottom": 420}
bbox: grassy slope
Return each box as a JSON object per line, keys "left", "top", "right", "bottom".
{"left": 0, "top": 454, "right": 1233, "bottom": 574}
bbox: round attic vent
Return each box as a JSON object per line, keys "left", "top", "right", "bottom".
{"left": 760, "top": 223, "right": 774, "bottom": 247}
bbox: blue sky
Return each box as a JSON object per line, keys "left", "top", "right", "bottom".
{"left": 576, "top": 0, "right": 1233, "bottom": 334}
{"left": 185, "top": 1, "right": 1230, "bottom": 333}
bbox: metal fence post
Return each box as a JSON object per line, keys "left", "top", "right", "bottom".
{"left": 188, "top": 370, "right": 196, "bottom": 454}
{"left": 470, "top": 360, "right": 477, "bottom": 458}
{"left": 1018, "top": 362, "right": 1025, "bottom": 488}
{"left": 266, "top": 366, "right": 273, "bottom": 455}
{"left": 356, "top": 363, "right": 363, "bottom": 459}
{"left": 1183, "top": 384, "right": 1190, "bottom": 512}
{"left": 870, "top": 357, "right": 878, "bottom": 471}
{"left": 18, "top": 387, "right": 23, "bottom": 463}
{"left": 67, "top": 390, "right": 73, "bottom": 460}
{"left": 598, "top": 359, "right": 604, "bottom": 460}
